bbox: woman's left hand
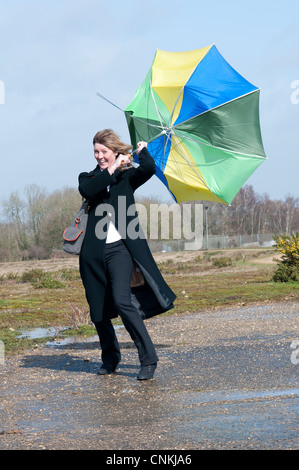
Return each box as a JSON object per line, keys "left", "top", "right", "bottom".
{"left": 136, "top": 141, "right": 147, "bottom": 154}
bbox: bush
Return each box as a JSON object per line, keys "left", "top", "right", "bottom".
{"left": 272, "top": 263, "right": 299, "bottom": 282}
{"left": 21, "top": 269, "right": 65, "bottom": 289}
{"left": 272, "top": 233, "right": 299, "bottom": 282}
{"left": 212, "top": 256, "right": 233, "bottom": 268}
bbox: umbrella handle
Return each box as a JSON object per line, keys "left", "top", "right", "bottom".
{"left": 120, "top": 154, "right": 133, "bottom": 171}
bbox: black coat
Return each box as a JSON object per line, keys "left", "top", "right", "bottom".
{"left": 78, "top": 148, "right": 176, "bottom": 323}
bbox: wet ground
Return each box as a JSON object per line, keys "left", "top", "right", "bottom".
{"left": 0, "top": 302, "right": 298, "bottom": 450}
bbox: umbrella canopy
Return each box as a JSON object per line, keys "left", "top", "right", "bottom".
{"left": 125, "top": 45, "right": 266, "bottom": 205}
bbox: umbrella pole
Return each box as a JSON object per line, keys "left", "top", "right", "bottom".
{"left": 131, "top": 130, "right": 168, "bottom": 156}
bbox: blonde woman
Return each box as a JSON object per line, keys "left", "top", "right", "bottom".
{"left": 79, "top": 129, "right": 176, "bottom": 380}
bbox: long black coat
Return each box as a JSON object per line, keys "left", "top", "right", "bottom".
{"left": 78, "top": 148, "right": 176, "bottom": 324}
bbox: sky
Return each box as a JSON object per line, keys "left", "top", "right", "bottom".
{"left": 0, "top": 0, "right": 298, "bottom": 218}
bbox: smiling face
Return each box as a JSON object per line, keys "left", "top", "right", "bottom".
{"left": 94, "top": 143, "right": 118, "bottom": 170}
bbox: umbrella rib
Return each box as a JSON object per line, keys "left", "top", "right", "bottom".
{"left": 172, "top": 88, "right": 260, "bottom": 129}
{"left": 168, "top": 88, "right": 184, "bottom": 127}
{"left": 96, "top": 92, "right": 125, "bottom": 112}
{"left": 168, "top": 45, "right": 213, "bottom": 126}
{"left": 124, "top": 112, "right": 165, "bottom": 130}
{"left": 97, "top": 92, "right": 166, "bottom": 133}
{"left": 170, "top": 134, "right": 208, "bottom": 187}
{"left": 170, "top": 134, "right": 226, "bottom": 204}
{"left": 174, "top": 129, "right": 266, "bottom": 159}
{"left": 150, "top": 84, "right": 167, "bottom": 132}
{"left": 162, "top": 131, "right": 172, "bottom": 169}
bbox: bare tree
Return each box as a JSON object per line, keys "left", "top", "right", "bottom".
{"left": 40, "top": 187, "right": 82, "bottom": 256}
{"left": 1, "top": 183, "right": 298, "bottom": 262}
{"left": 2, "top": 191, "right": 29, "bottom": 252}
{"left": 25, "top": 184, "right": 47, "bottom": 247}
{"left": 284, "top": 196, "right": 299, "bottom": 233}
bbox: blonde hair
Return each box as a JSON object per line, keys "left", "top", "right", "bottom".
{"left": 93, "top": 129, "right": 132, "bottom": 155}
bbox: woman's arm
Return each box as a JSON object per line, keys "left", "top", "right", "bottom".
{"left": 78, "top": 168, "right": 116, "bottom": 199}
{"left": 129, "top": 145, "right": 156, "bottom": 192}
{"left": 79, "top": 153, "right": 131, "bottom": 199}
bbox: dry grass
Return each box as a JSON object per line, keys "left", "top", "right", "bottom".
{"left": 0, "top": 248, "right": 298, "bottom": 353}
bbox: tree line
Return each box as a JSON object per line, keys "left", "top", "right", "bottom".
{"left": 0, "top": 183, "right": 298, "bottom": 262}
{"left": 203, "top": 185, "right": 299, "bottom": 237}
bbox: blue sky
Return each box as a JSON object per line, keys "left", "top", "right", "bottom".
{"left": 0, "top": 0, "right": 298, "bottom": 213}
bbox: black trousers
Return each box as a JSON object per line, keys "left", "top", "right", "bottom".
{"left": 94, "top": 240, "right": 158, "bottom": 367}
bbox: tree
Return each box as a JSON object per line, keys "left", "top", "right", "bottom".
{"left": 2, "top": 191, "right": 29, "bottom": 253}
{"left": 1, "top": 184, "right": 298, "bottom": 262}
{"left": 25, "top": 184, "right": 47, "bottom": 248}
{"left": 40, "top": 187, "right": 82, "bottom": 256}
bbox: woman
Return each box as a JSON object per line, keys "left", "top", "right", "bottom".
{"left": 78, "top": 129, "right": 176, "bottom": 380}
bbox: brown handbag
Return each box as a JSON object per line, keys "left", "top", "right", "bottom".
{"left": 131, "top": 261, "right": 145, "bottom": 288}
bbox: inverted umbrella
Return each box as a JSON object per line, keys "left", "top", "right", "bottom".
{"left": 124, "top": 44, "right": 266, "bottom": 205}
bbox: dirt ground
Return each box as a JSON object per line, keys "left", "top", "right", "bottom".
{"left": 0, "top": 249, "right": 277, "bottom": 277}
{"left": 0, "top": 257, "right": 80, "bottom": 276}
{"left": 0, "top": 301, "right": 298, "bottom": 450}
{"left": 2, "top": 250, "right": 297, "bottom": 451}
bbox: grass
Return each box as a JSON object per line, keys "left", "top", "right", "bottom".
{"left": 0, "top": 248, "right": 298, "bottom": 354}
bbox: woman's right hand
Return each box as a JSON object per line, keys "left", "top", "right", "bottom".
{"left": 108, "top": 153, "right": 131, "bottom": 175}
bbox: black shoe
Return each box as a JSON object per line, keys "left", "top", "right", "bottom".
{"left": 137, "top": 364, "right": 157, "bottom": 380}
{"left": 97, "top": 363, "right": 119, "bottom": 375}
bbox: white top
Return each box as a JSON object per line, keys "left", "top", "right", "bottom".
{"left": 104, "top": 181, "right": 122, "bottom": 244}
{"left": 106, "top": 215, "right": 122, "bottom": 243}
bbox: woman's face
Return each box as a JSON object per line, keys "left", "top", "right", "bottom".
{"left": 94, "top": 143, "right": 118, "bottom": 170}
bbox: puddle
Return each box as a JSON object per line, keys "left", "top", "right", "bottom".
{"left": 179, "top": 387, "right": 299, "bottom": 405}
{"left": 18, "top": 327, "right": 68, "bottom": 340}
{"left": 47, "top": 334, "right": 99, "bottom": 347}
{"left": 18, "top": 325, "right": 124, "bottom": 347}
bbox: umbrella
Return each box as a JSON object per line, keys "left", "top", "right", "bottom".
{"left": 124, "top": 44, "right": 266, "bottom": 205}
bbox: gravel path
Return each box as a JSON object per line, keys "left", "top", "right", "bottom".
{"left": 0, "top": 302, "right": 298, "bottom": 450}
